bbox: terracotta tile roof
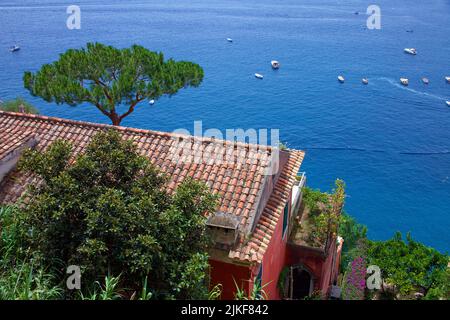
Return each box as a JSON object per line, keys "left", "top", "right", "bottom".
{"left": 229, "top": 150, "right": 304, "bottom": 263}
{"left": 0, "top": 111, "right": 304, "bottom": 263}
{"left": 0, "top": 127, "right": 36, "bottom": 161}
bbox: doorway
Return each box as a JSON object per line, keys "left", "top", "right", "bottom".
{"left": 291, "top": 266, "right": 313, "bottom": 299}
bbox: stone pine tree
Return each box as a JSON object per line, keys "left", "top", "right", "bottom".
{"left": 24, "top": 43, "right": 204, "bottom": 126}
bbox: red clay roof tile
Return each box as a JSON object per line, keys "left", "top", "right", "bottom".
{"left": 0, "top": 111, "right": 304, "bottom": 263}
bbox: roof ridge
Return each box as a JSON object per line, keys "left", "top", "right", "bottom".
{"left": 228, "top": 150, "right": 305, "bottom": 263}
{"left": 0, "top": 110, "right": 274, "bottom": 153}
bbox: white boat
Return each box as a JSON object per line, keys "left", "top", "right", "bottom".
{"left": 271, "top": 60, "right": 280, "bottom": 69}
{"left": 226, "top": 38, "right": 233, "bottom": 42}
{"left": 362, "top": 78, "right": 369, "bottom": 85}
{"left": 446, "top": 101, "right": 450, "bottom": 107}
{"left": 9, "top": 45, "right": 20, "bottom": 52}
{"left": 149, "top": 99, "right": 155, "bottom": 105}
{"left": 254, "top": 73, "right": 264, "bottom": 79}
{"left": 422, "top": 77, "right": 429, "bottom": 85}
{"left": 404, "top": 48, "right": 417, "bottom": 55}
{"left": 400, "top": 78, "right": 409, "bottom": 86}
{"left": 338, "top": 75, "right": 345, "bottom": 83}
{"left": 446, "top": 76, "right": 450, "bottom": 83}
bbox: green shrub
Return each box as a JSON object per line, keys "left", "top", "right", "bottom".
{"left": 17, "top": 130, "right": 218, "bottom": 299}
{"left": 0, "top": 97, "right": 39, "bottom": 114}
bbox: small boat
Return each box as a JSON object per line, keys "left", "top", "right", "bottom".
{"left": 9, "top": 45, "right": 20, "bottom": 52}
{"left": 400, "top": 78, "right": 409, "bottom": 86}
{"left": 254, "top": 73, "right": 264, "bottom": 79}
{"left": 406, "top": 30, "right": 414, "bottom": 33}
{"left": 149, "top": 99, "right": 155, "bottom": 105}
{"left": 354, "top": 11, "right": 359, "bottom": 15}
{"left": 446, "top": 101, "right": 450, "bottom": 107}
{"left": 271, "top": 60, "right": 280, "bottom": 69}
{"left": 421, "top": 77, "right": 429, "bottom": 85}
{"left": 338, "top": 75, "right": 345, "bottom": 83}
{"left": 362, "top": 78, "right": 369, "bottom": 85}
{"left": 226, "top": 38, "right": 233, "bottom": 42}
{"left": 446, "top": 76, "right": 450, "bottom": 83}
{"left": 404, "top": 48, "right": 417, "bottom": 55}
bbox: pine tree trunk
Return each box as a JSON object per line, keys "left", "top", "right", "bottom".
{"left": 110, "top": 113, "right": 121, "bottom": 126}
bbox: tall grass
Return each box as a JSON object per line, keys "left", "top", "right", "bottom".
{"left": 0, "top": 259, "right": 62, "bottom": 300}
{"left": 80, "top": 275, "right": 123, "bottom": 300}
{"left": 208, "top": 283, "right": 222, "bottom": 300}
{"left": 233, "top": 278, "right": 269, "bottom": 300}
{"left": 0, "top": 206, "right": 62, "bottom": 300}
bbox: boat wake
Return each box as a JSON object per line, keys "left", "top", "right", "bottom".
{"left": 378, "top": 77, "right": 446, "bottom": 102}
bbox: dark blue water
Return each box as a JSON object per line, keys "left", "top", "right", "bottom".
{"left": 1, "top": 0, "right": 449, "bottom": 252}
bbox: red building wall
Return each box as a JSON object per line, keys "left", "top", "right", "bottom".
{"left": 286, "top": 237, "right": 341, "bottom": 296}
{"left": 208, "top": 177, "right": 341, "bottom": 300}
{"left": 209, "top": 259, "right": 252, "bottom": 300}
{"left": 209, "top": 190, "right": 294, "bottom": 300}
{"left": 258, "top": 193, "right": 292, "bottom": 299}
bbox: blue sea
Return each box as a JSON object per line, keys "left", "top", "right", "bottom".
{"left": 0, "top": 0, "right": 449, "bottom": 252}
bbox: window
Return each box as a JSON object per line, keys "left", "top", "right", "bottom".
{"left": 282, "top": 202, "right": 289, "bottom": 238}
{"left": 255, "top": 264, "right": 263, "bottom": 285}
{"left": 254, "top": 264, "right": 263, "bottom": 297}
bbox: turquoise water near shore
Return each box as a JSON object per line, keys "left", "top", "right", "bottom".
{"left": 0, "top": 0, "right": 449, "bottom": 252}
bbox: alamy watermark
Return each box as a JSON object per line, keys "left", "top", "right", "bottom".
{"left": 169, "top": 121, "right": 282, "bottom": 175}
{"left": 366, "top": 264, "right": 382, "bottom": 290}
{"left": 66, "top": 5, "right": 81, "bottom": 30}
{"left": 66, "top": 265, "right": 81, "bottom": 290}
{"left": 366, "top": 5, "right": 381, "bottom": 30}
{"left": 64, "top": 5, "right": 381, "bottom": 31}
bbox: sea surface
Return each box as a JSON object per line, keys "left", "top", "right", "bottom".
{"left": 0, "top": 0, "right": 449, "bottom": 252}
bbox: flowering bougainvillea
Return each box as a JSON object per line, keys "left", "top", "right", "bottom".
{"left": 342, "top": 256, "right": 367, "bottom": 300}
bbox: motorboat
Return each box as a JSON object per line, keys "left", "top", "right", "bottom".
{"left": 149, "top": 99, "right": 155, "bottom": 105}
{"left": 9, "top": 45, "right": 20, "bottom": 52}
{"left": 421, "top": 77, "right": 429, "bottom": 85}
{"left": 362, "top": 78, "right": 369, "bottom": 85}
{"left": 254, "top": 73, "right": 264, "bottom": 79}
{"left": 446, "top": 101, "right": 450, "bottom": 107}
{"left": 400, "top": 78, "right": 409, "bottom": 86}
{"left": 446, "top": 76, "right": 450, "bottom": 83}
{"left": 226, "top": 38, "right": 233, "bottom": 42}
{"left": 338, "top": 75, "right": 345, "bottom": 83}
{"left": 271, "top": 60, "right": 280, "bottom": 69}
{"left": 404, "top": 48, "right": 417, "bottom": 55}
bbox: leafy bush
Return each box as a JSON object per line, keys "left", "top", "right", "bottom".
{"left": 342, "top": 256, "right": 366, "bottom": 300}
{"left": 0, "top": 97, "right": 39, "bottom": 114}
{"left": 16, "top": 130, "right": 218, "bottom": 299}
{"left": 339, "top": 212, "right": 368, "bottom": 268}
{"left": 302, "top": 180, "right": 345, "bottom": 244}
{"left": 366, "top": 232, "right": 449, "bottom": 299}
